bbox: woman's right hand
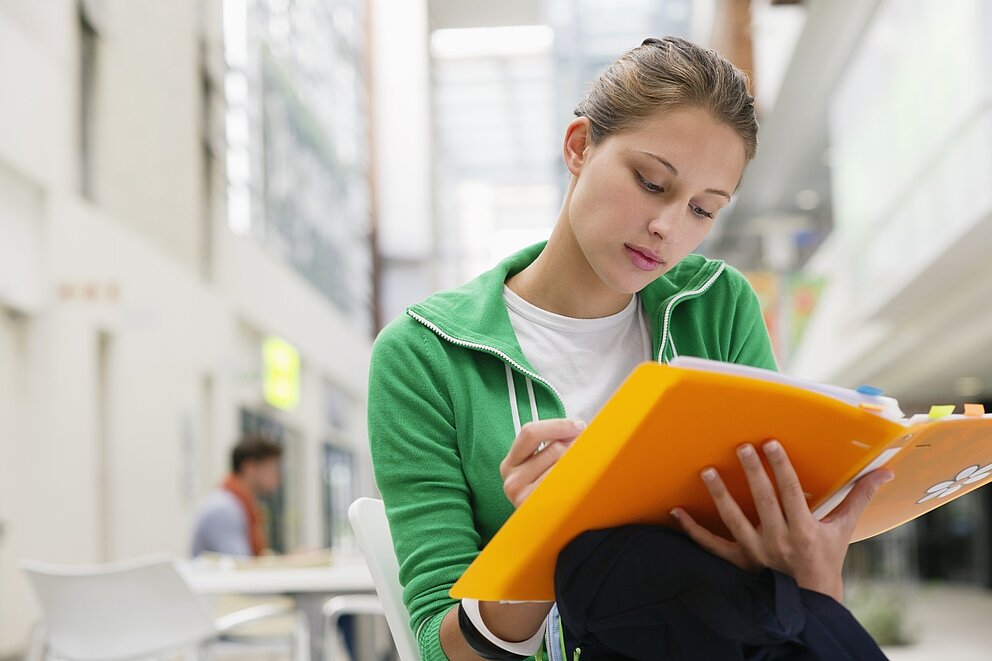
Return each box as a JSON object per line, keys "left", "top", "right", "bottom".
{"left": 672, "top": 440, "right": 893, "bottom": 602}
{"left": 500, "top": 418, "right": 586, "bottom": 508}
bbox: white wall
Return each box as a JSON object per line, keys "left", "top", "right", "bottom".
{"left": 0, "top": 159, "right": 45, "bottom": 314}
{"left": 786, "top": 0, "right": 992, "bottom": 405}
{"left": 0, "top": 307, "right": 29, "bottom": 652}
{"left": 0, "top": 1, "right": 374, "bottom": 655}
{"left": 0, "top": 1, "right": 75, "bottom": 193}
{"left": 90, "top": 0, "right": 206, "bottom": 273}
{"left": 370, "top": 0, "right": 438, "bottom": 324}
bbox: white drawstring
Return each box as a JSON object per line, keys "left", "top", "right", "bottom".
{"left": 526, "top": 378, "right": 539, "bottom": 423}
{"left": 506, "top": 362, "right": 542, "bottom": 434}
{"left": 505, "top": 363, "right": 522, "bottom": 434}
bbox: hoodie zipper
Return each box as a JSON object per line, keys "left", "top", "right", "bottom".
{"left": 657, "top": 262, "right": 726, "bottom": 363}
{"left": 406, "top": 309, "right": 569, "bottom": 418}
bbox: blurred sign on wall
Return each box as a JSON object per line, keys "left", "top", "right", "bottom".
{"left": 263, "top": 335, "right": 300, "bottom": 411}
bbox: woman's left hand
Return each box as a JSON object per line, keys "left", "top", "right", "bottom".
{"left": 671, "top": 440, "right": 893, "bottom": 602}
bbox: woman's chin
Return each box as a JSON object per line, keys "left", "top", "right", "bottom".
{"left": 589, "top": 257, "right": 662, "bottom": 296}
{"left": 602, "top": 274, "right": 652, "bottom": 296}
{"left": 613, "top": 266, "right": 664, "bottom": 294}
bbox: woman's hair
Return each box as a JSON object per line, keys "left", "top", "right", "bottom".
{"left": 574, "top": 36, "right": 758, "bottom": 161}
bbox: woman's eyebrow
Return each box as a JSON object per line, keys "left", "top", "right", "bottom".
{"left": 636, "top": 149, "right": 732, "bottom": 200}
{"left": 637, "top": 149, "right": 679, "bottom": 176}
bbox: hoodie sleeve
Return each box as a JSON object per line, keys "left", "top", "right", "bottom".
{"left": 367, "top": 315, "right": 480, "bottom": 661}
{"left": 724, "top": 266, "right": 779, "bottom": 372}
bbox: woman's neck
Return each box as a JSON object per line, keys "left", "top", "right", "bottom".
{"left": 506, "top": 216, "right": 633, "bottom": 319}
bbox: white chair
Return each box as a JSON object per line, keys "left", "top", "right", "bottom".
{"left": 322, "top": 594, "right": 385, "bottom": 659}
{"left": 21, "top": 554, "right": 307, "bottom": 661}
{"left": 332, "top": 498, "right": 419, "bottom": 661}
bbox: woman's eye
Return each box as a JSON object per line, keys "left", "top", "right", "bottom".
{"left": 636, "top": 172, "right": 663, "bottom": 193}
{"left": 690, "top": 204, "right": 714, "bottom": 220}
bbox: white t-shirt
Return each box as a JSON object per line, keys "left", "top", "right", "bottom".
{"left": 503, "top": 285, "right": 653, "bottom": 423}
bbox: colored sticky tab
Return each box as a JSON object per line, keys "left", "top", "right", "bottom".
{"left": 929, "top": 405, "right": 955, "bottom": 419}
{"left": 965, "top": 404, "right": 986, "bottom": 417}
{"left": 860, "top": 403, "right": 884, "bottom": 412}
{"left": 857, "top": 385, "right": 884, "bottom": 396}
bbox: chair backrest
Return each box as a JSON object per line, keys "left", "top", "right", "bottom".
{"left": 21, "top": 555, "right": 218, "bottom": 661}
{"left": 348, "top": 497, "right": 420, "bottom": 660}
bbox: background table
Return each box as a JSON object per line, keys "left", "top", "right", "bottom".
{"left": 182, "top": 562, "right": 376, "bottom": 661}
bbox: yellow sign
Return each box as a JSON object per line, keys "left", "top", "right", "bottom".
{"left": 263, "top": 336, "right": 300, "bottom": 411}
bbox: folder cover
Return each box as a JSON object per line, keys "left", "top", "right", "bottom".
{"left": 450, "top": 361, "right": 992, "bottom": 601}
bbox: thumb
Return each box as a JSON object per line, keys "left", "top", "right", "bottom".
{"left": 824, "top": 468, "right": 894, "bottom": 531}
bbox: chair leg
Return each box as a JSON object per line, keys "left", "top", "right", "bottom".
{"left": 294, "top": 608, "right": 312, "bottom": 661}
{"left": 24, "top": 620, "right": 48, "bottom": 661}
{"left": 324, "top": 611, "right": 345, "bottom": 661}
{"left": 195, "top": 641, "right": 212, "bottom": 661}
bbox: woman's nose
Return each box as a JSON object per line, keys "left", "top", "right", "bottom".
{"left": 647, "top": 203, "right": 683, "bottom": 243}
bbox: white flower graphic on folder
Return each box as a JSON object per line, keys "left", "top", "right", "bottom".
{"left": 917, "top": 464, "right": 992, "bottom": 504}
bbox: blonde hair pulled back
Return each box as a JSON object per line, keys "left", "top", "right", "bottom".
{"left": 574, "top": 36, "right": 758, "bottom": 161}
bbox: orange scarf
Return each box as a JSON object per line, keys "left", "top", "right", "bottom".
{"left": 222, "top": 474, "right": 267, "bottom": 556}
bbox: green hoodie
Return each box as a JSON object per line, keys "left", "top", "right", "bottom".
{"left": 368, "top": 242, "right": 777, "bottom": 661}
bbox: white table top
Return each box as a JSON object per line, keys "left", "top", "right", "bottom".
{"left": 181, "top": 561, "right": 374, "bottom": 595}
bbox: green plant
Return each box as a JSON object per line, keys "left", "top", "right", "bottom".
{"left": 845, "top": 581, "right": 911, "bottom": 646}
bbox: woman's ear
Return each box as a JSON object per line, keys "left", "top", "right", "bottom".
{"left": 563, "top": 117, "right": 593, "bottom": 176}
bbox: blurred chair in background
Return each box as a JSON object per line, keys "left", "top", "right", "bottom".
{"left": 332, "top": 498, "right": 418, "bottom": 661}
{"left": 20, "top": 555, "right": 308, "bottom": 660}
{"left": 322, "top": 594, "right": 384, "bottom": 660}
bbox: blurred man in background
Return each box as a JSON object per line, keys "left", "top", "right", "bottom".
{"left": 191, "top": 436, "right": 283, "bottom": 557}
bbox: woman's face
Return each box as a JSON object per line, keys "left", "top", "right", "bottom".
{"left": 565, "top": 106, "right": 748, "bottom": 295}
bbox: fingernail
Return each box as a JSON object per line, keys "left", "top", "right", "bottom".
{"left": 572, "top": 419, "right": 586, "bottom": 431}
{"left": 764, "top": 440, "right": 782, "bottom": 455}
{"left": 670, "top": 508, "right": 681, "bottom": 519}
{"left": 701, "top": 467, "right": 717, "bottom": 482}
{"left": 737, "top": 444, "right": 755, "bottom": 458}
{"left": 882, "top": 470, "right": 895, "bottom": 483}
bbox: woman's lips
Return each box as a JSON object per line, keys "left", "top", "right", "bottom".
{"left": 625, "top": 244, "right": 663, "bottom": 271}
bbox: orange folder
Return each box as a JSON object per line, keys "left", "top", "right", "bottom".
{"left": 450, "top": 361, "right": 992, "bottom": 601}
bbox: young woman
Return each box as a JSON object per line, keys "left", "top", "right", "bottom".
{"left": 368, "top": 37, "right": 891, "bottom": 660}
